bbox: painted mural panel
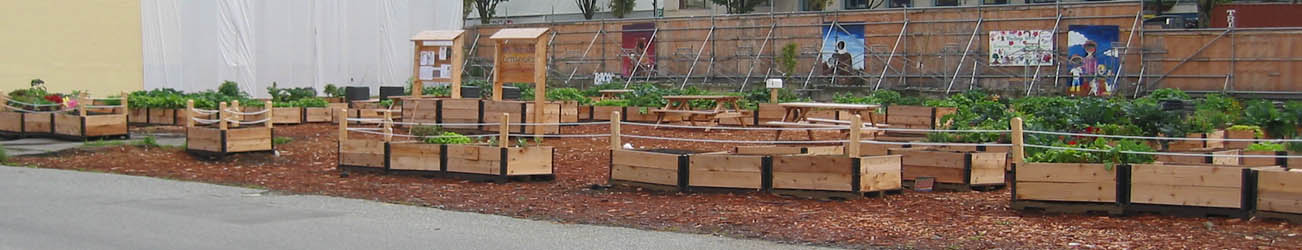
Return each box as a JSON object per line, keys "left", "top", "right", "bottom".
{"left": 1066, "top": 25, "right": 1120, "bottom": 96}
{"left": 621, "top": 23, "right": 656, "bottom": 77}
{"left": 989, "top": 30, "right": 1053, "bottom": 66}
{"left": 820, "top": 23, "right": 866, "bottom": 85}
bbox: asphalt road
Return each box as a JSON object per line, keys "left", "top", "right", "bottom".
{"left": 0, "top": 166, "right": 831, "bottom": 250}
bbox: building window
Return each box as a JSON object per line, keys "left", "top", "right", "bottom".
{"left": 801, "top": 0, "right": 827, "bottom": 11}
{"left": 935, "top": 0, "right": 960, "bottom": 6}
{"left": 983, "top": 0, "right": 1009, "bottom": 4}
{"left": 844, "top": 0, "right": 870, "bottom": 9}
{"left": 888, "top": 0, "right": 913, "bottom": 8}
{"left": 681, "top": 0, "right": 708, "bottom": 9}
{"left": 1027, "top": 0, "right": 1056, "bottom": 3}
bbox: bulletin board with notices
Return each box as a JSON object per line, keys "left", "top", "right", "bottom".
{"left": 410, "top": 30, "right": 464, "bottom": 97}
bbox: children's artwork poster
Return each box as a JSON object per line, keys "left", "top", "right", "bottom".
{"left": 498, "top": 42, "right": 536, "bottom": 83}
{"left": 621, "top": 23, "right": 656, "bottom": 77}
{"left": 988, "top": 30, "right": 1053, "bottom": 66}
{"left": 1066, "top": 25, "right": 1120, "bottom": 96}
{"left": 820, "top": 23, "right": 866, "bottom": 84}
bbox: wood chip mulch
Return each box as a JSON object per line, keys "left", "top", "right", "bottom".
{"left": 12, "top": 123, "right": 1302, "bottom": 249}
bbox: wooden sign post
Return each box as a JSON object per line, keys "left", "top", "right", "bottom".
{"left": 490, "top": 28, "right": 550, "bottom": 139}
{"left": 410, "top": 30, "right": 465, "bottom": 98}
{"left": 765, "top": 79, "right": 783, "bottom": 104}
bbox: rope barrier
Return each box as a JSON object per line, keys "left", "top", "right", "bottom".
{"left": 225, "top": 109, "right": 269, "bottom": 115}
{"left": 1025, "top": 130, "right": 1302, "bottom": 142}
{"left": 383, "top": 120, "right": 501, "bottom": 126}
{"left": 191, "top": 117, "right": 221, "bottom": 124}
{"left": 621, "top": 134, "right": 847, "bottom": 144}
{"left": 507, "top": 133, "right": 611, "bottom": 138}
{"left": 621, "top": 122, "right": 845, "bottom": 131}
{"left": 225, "top": 118, "right": 270, "bottom": 125}
{"left": 876, "top": 127, "right": 1011, "bottom": 133}
{"left": 858, "top": 140, "right": 1013, "bottom": 147}
{"left": 190, "top": 109, "right": 218, "bottom": 115}
{"left": 1024, "top": 144, "right": 1302, "bottom": 158}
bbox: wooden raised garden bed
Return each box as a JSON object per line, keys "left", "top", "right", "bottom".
{"left": 887, "top": 147, "right": 1006, "bottom": 191}
{"left": 610, "top": 149, "right": 688, "bottom": 191}
{"left": 884, "top": 105, "right": 956, "bottom": 135}
{"left": 399, "top": 97, "right": 441, "bottom": 125}
{"left": 1011, "top": 162, "right": 1123, "bottom": 215}
{"left": 770, "top": 154, "right": 902, "bottom": 200}
{"left": 1127, "top": 163, "right": 1260, "bottom": 218}
{"left": 1255, "top": 168, "right": 1302, "bottom": 223}
{"left": 53, "top": 113, "right": 128, "bottom": 139}
{"left": 337, "top": 139, "right": 386, "bottom": 172}
{"left": 444, "top": 144, "right": 554, "bottom": 182}
{"left": 1224, "top": 129, "right": 1258, "bottom": 149}
{"left": 592, "top": 106, "right": 622, "bottom": 121}
{"left": 482, "top": 100, "right": 562, "bottom": 134}
{"left": 271, "top": 107, "right": 303, "bottom": 124}
{"left": 304, "top": 107, "right": 333, "bottom": 123}
{"left": 560, "top": 101, "right": 579, "bottom": 123}
{"left": 128, "top": 108, "right": 149, "bottom": 124}
{"left": 1210, "top": 149, "right": 1291, "bottom": 167}
{"left": 1167, "top": 130, "right": 1226, "bottom": 151}
{"left": 186, "top": 126, "right": 273, "bottom": 158}
{"left": 440, "top": 98, "right": 482, "bottom": 129}
{"left": 734, "top": 145, "right": 843, "bottom": 156}
{"left": 687, "top": 153, "right": 767, "bottom": 191}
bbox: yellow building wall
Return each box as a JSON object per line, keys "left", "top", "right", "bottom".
{"left": 0, "top": 0, "right": 143, "bottom": 97}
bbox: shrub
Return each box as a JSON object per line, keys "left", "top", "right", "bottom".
{"left": 423, "top": 131, "right": 472, "bottom": 144}
{"left": 272, "top": 137, "right": 294, "bottom": 146}
{"left": 410, "top": 125, "right": 443, "bottom": 137}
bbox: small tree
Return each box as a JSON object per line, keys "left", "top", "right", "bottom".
{"left": 463, "top": 0, "right": 474, "bottom": 19}
{"left": 576, "top": 0, "right": 601, "bottom": 20}
{"left": 779, "top": 43, "right": 799, "bottom": 79}
{"left": 709, "top": 0, "right": 765, "bottom": 14}
{"left": 610, "top": 0, "right": 636, "bottom": 18}
{"left": 472, "top": 0, "right": 506, "bottom": 24}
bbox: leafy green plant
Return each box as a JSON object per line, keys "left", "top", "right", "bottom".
{"left": 378, "top": 99, "right": 395, "bottom": 108}
{"left": 410, "top": 125, "right": 444, "bottom": 137}
{"left": 275, "top": 97, "right": 329, "bottom": 108}
{"left": 0, "top": 146, "right": 8, "bottom": 164}
{"left": 423, "top": 131, "right": 472, "bottom": 144}
{"left": 546, "top": 88, "right": 593, "bottom": 105}
{"left": 1246, "top": 142, "right": 1285, "bottom": 152}
{"left": 593, "top": 99, "right": 629, "bottom": 107}
{"left": 324, "top": 84, "right": 342, "bottom": 98}
{"left": 135, "top": 135, "right": 160, "bottom": 148}
{"left": 779, "top": 43, "right": 799, "bottom": 78}
{"left": 1026, "top": 138, "right": 1155, "bottom": 169}
{"left": 218, "top": 81, "right": 246, "bottom": 98}
{"left": 1147, "top": 88, "right": 1191, "bottom": 101}
{"left": 272, "top": 136, "right": 294, "bottom": 146}
{"left": 1227, "top": 125, "right": 1265, "bottom": 138}
{"left": 1194, "top": 93, "right": 1241, "bottom": 128}
{"left": 1240, "top": 100, "right": 1293, "bottom": 139}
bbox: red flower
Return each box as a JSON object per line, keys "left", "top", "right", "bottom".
{"left": 44, "top": 95, "right": 63, "bottom": 104}
{"left": 1067, "top": 140, "right": 1078, "bottom": 145}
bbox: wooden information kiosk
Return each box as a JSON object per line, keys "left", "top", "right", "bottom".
{"left": 410, "top": 30, "right": 465, "bottom": 98}
{"left": 489, "top": 28, "right": 550, "bottom": 139}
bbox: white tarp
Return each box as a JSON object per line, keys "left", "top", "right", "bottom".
{"left": 141, "top": 0, "right": 462, "bottom": 97}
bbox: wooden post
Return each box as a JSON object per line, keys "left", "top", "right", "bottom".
{"left": 185, "top": 100, "right": 194, "bottom": 128}
{"left": 610, "top": 111, "right": 621, "bottom": 151}
{"left": 229, "top": 100, "right": 241, "bottom": 128}
{"left": 338, "top": 108, "right": 348, "bottom": 140}
{"left": 1011, "top": 117, "right": 1025, "bottom": 166}
{"left": 383, "top": 109, "right": 393, "bottom": 142}
{"left": 847, "top": 114, "right": 862, "bottom": 157}
{"left": 264, "top": 101, "right": 273, "bottom": 129}
{"left": 499, "top": 112, "right": 510, "bottom": 148}
{"left": 218, "top": 102, "right": 228, "bottom": 130}
{"left": 120, "top": 91, "right": 128, "bottom": 114}
{"left": 451, "top": 36, "right": 465, "bottom": 99}
{"left": 492, "top": 40, "right": 505, "bottom": 101}
{"left": 412, "top": 40, "right": 424, "bottom": 97}
{"left": 769, "top": 88, "right": 778, "bottom": 104}
{"left": 77, "top": 94, "right": 87, "bottom": 117}
{"left": 533, "top": 35, "right": 548, "bottom": 141}
{"left": 0, "top": 90, "right": 6, "bottom": 112}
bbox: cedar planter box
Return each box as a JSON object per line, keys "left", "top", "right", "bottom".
{"left": 756, "top": 103, "right": 785, "bottom": 124}
{"left": 482, "top": 100, "right": 562, "bottom": 134}
{"left": 186, "top": 126, "right": 273, "bottom": 158}
{"left": 1128, "top": 163, "right": 1258, "bottom": 217}
{"left": 1255, "top": 168, "right": 1302, "bottom": 222}
{"left": 770, "top": 154, "right": 902, "bottom": 199}
{"left": 687, "top": 153, "right": 767, "bottom": 191}
{"left": 303, "top": 107, "right": 333, "bottom": 123}
{"left": 440, "top": 99, "right": 481, "bottom": 129}
{"left": 53, "top": 113, "right": 128, "bottom": 139}
{"left": 388, "top": 142, "right": 442, "bottom": 173}
{"left": 327, "top": 103, "right": 348, "bottom": 123}
{"left": 1011, "top": 162, "right": 1123, "bottom": 215}
{"left": 1212, "top": 149, "right": 1289, "bottom": 167}
{"left": 577, "top": 105, "right": 594, "bottom": 121}
{"left": 1224, "top": 129, "right": 1258, "bottom": 149}
{"left": 887, "top": 148, "right": 1006, "bottom": 190}
{"left": 1168, "top": 130, "right": 1226, "bottom": 151}
{"left": 445, "top": 144, "right": 554, "bottom": 181}
{"left": 592, "top": 106, "right": 623, "bottom": 121}
{"left": 0, "top": 112, "right": 24, "bottom": 134}
{"left": 148, "top": 108, "right": 178, "bottom": 125}
{"left": 23, "top": 113, "right": 53, "bottom": 135}
{"left": 610, "top": 149, "right": 687, "bottom": 190}
{"left": 400, "top": 97, "right": 440, "bottom": 124}
{"left": 272, "top": 107, "right": 303, "bottom": 124}
{"left": 128, "top": 108, "right": 149, "bottom": 124}
{"left": 337, "top": 139, "right": 386, "bottom": 172}
{"left": 884, "top": 105, "right": 956, "bottom": 135}
{"left": 735, "top": 145, "right": 844, "bottom": 156}
{"left": 623, "top": 107, "right": 660, "bottom": 122}
{"left": 560, "top": 101, "right": 579, "bottom": 123}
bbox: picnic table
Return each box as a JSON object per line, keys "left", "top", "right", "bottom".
{"left": 598, "top": 89, "right": 632, "bottom": 100}
{"left": 766, "top": 102, "right": 884, "bottom": 140}
{"left": 651, "top": 95, "right": 749, "bottom": 131}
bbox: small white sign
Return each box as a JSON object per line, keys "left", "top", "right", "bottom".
{"left": 594, "top": 72, "right": 616, "bottom": 85}
{"left": 765, "top": 79, "right": 783, "bottom": 89}
{"left": 418, "top": 66, "right": 436, "bottom": 80}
